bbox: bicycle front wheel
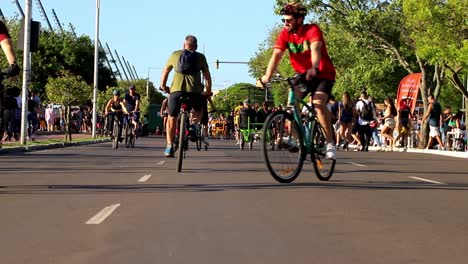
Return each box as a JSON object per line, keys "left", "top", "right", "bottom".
{"left": 177, "top": 112, "right": 187, "bottom": 172}
{"left": 130, "top": 126, "right": 136, "bottom": 148}
{"left": 124, "top": 123, "right": 130, "bottom": 148}
{"left": 262, "top": 111, "right": 304, "bottom": 183}
{"left": 112, "top": 120, "right": 119, "bottom": 149}
{"left": 311, "top": 121, "right": 336, "bottom": 181}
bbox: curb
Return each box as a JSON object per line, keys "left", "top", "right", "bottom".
{"left": 0, "top": 138, "right": 111, "bottom": 155}
{"left": 367, "top": 146, "right": 468, "bottom": 159}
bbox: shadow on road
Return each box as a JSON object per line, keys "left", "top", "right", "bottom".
{"left": 2, "top": 180, "right": 468, "bottom": 195}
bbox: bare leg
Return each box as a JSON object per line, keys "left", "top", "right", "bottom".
{"left": 313, "top": 92, "right": 333, "bottom": 144}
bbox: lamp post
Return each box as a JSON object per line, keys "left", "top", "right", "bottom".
{"left": 146, "top": 66, "right": 162, "bottom": 96}
{"left": 91, "top": 0, "right": 100, "bottom": 138}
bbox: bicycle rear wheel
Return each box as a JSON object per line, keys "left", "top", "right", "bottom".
{"left": 262, "top": 111, "right": 304, "bottom": 183}
{"left": 177, "top": 112, "right": 187, "bottom": 172}
{"left": 311, "top": 121, "right": 336, "bottom": 181}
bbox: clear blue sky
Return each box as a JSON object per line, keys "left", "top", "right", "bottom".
{"left": 2, "top": 0, "right": 281, "bottom": 90}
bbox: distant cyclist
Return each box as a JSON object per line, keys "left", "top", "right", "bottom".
{"left": 105, "top": 90, "right": 130, "bottom": 141}
{"left": 123, "top": 84, "right": 141, "bottom": 131}
{"left": 159, "top": 35, "right": 212, "bottom": 157}
{"left": 259, "top": 2, "right": 337, "bottom": 160}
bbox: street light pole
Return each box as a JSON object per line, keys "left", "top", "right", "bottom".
{"left": 91, "top": 0, "right": 100, "bottom": 138}
{"left": 20, "top": 0, "right": 32, "bottom": 145}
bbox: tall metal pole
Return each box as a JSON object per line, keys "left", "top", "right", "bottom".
{"left": 132, "top": 65, "right": 139, "bottom": 79}
{"left": 92, "top": 0, "right": 100, "bottom": 138}
{"left": 122, "top": 56, "right": 134, "bottom": 81}
{"left": 0, "top": 8, "right": 6, "bottom": 20}
{"left": 51, "top": 9, "right": 64, "bottom": 34}
{"left": 20, "top": 0, "right": 32, "bottom": 144}
{"left": 106, "top": 43, "right": 122, "bottom": 80}
{"left": 115, "top": 50, "right": 129, "bottom": 81}
{"left": 35, "top": 0, "right": 53, "bottom": 31}
{"left": 14, "top": 0, "right": 25, "bottom": 19}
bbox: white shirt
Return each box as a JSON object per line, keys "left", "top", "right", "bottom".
{"left": 355, "top": 99, "right": 373, "bottom": 125}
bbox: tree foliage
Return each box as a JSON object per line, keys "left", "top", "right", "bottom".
{"left": 212, "top": 83, "right": 265, "bottom": 114}
{"left": 2, "top": 19, "right": 117, "bottom": 101}
{"left": 45, "top": 71, "right": 92, "bottom": 141}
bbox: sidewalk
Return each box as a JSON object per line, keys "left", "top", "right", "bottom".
{"left": 0, "top": 131, "right": 110, "bottom": 154}
{"left": 368, "top": 145, "right": 468, "bottom": 159}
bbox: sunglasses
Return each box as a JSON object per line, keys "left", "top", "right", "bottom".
{"left": 281, "top": 18, "right": 295, "bottom": 24}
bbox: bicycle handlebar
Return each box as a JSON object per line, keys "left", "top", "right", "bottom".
{"left": 257, "top": 73, "right": 306, "bottom": 89}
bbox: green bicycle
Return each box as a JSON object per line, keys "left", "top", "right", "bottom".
{"left": 261, "top": 74, "right": 336, "bottom": 183}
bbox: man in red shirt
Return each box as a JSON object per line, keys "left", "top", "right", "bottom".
{"left": 260, "top": 2, "right": 337, "bottom": 159}
{"left": 0, "top": 21, "right": 20, "bottom": 77}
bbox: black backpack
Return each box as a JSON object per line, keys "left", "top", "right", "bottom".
{"left": 359, "top": 100, "right": 374, "bottom": 121}
{"left": 176, "top": 49, "right": 199, "bottom": 75}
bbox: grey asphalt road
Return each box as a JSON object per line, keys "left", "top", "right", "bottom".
{"left": 1, "top": 136, "right": 467, "bottom": 264}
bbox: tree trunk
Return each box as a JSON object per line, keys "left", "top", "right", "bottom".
{"left": 64, "top": 105, "right": 72, "bottom": 142}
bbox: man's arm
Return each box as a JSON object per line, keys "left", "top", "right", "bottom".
{"left": 421, "top": 104, "right": 432, "bottom": 123}
{"left": 104, "top": 99, "right": 112, "bottom": 114}
{"left": 0, "top": 37, "right": 16, "bottom": 65}
{"left": 202, "top": 70, "right": 212, "bottom": 95}
{"left": 0, "top": 21, "right": 19, "bottom": 77}
{"left": 307, "top": 40, "right": 322, "bottom": 79}
{"left": 159, "top": 65, "right": 172, "bottom": 93}
{"left": 261, "top": 48, "right": 285, "bottom": 83}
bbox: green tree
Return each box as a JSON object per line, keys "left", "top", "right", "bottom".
{"left": 45, "top": 72, "right": 92, "bottom": 141}
{"left": 403, "top": 0, "right": 467, "bottom": 112}
{"left": 2, "top": 19, "right": 116, "bottom": 101}
{"left": 212, "top": 83, "right": 265, "bottom": 114}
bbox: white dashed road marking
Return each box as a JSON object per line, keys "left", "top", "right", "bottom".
{"left": 138, "top": 174, "right": 152, "bottom": 182}
{"left": 347, "top": 162, "right": 367, "bottom": 167}
{"left": 409, "top": 176, "right": 445, "bottom": 185}
{"left": 156, "top": 160, "right": 165, "bottom": 166}
{"left": 86, "top": 204, "right": 120, "bottom": 225}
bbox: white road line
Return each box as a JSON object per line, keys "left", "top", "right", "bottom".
{"left": 409, "top": 176, "right": 445, "bottom": 185}
{"left": 138, "top": 174, "right": 152, "bottom": 182}
{"left": 86, "top": 204, "right": 120, "bottom": 225}
{"left": 347, "top": 162, "right": 367, "bottom": 167}
{"left": 156, "top": 160, "right": 165, "bottom": 166}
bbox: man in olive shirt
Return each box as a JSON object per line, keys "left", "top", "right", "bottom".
{"left": 160, "top": 35, "right": 212, "bottom": 157}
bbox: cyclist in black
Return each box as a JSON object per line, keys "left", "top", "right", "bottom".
{"left": 105, "top": 90, "right": 130, "bottom": 141}
{"left": 123, "top": 85, "right": 141, "bottom": 131}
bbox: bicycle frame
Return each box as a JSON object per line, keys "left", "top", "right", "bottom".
{"left": 285, "top": 83, "right": 317, "bottom": 155}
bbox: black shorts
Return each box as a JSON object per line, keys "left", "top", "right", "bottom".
{"left": 167, "top": 91, "right": 205, "bottom": 117}
{"left": 304, "top": 78, "right": 334, "bottom": 97}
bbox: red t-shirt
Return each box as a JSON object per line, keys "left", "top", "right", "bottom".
{"left": 0, "top": 21, "right": 11, "bottom": 42}
{"left": 274, "top": 24, "right": 336, "bottom": 81}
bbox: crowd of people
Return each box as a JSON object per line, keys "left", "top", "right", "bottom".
{"left": 2, "top": 4, "right": 466, "bottom": 155}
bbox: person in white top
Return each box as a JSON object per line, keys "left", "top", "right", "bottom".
{"left": 45, "top": 105, "right": 56, "bottom": 132}
{"left": 355, "top": 91, "right": 375, "bottom": 151}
